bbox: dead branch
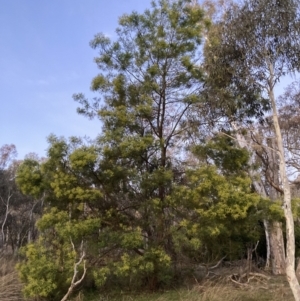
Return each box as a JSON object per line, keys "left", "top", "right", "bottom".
{"left": 60, "top": 240, "right": 87, "bottom": 301}
{"left": 209, "top": 256, "right": 227, "bottom": 270}
{"left": 229, "top": 275, "right": 249, "bottom": 287}
{"left": 248, "top": 272, "right": 270, "bottom": 280}
{"left": 229, "top": 271, "right": 270, "bottom": 290}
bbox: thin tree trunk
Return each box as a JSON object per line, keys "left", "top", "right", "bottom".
{"left": 0, "top": 193, "right": 12, "bottom": 248}
{"left": 28, "top": 200, "right": 39, "bottom": 244}
{"left": 263, "top": 219, "right": 271, "bottom": 269}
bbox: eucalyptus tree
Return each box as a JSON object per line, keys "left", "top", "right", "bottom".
{"left": 277, "top": 81, "right": 300, "bottom": 178}
{"left": 0, "top": 145, "right": 41, "bottom": 254}
{"left": 0, "top": 144, "right": 17, "bottom": 249}
{"left": 203, "top": 0, "right": 300, "bottom": 298}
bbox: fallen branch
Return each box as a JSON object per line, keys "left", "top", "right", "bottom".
{"left": 196, "top": 256, "right": 227, "bottom": 278}
{"left": 209, "top": 256, "right": 227, "bottom": 270}
{"left": 240, "top": 272, "right": 270, "bottom": 281}
{"left": 248, "top": 272, "right": 270, "bottom": 280}
{"left": 229, "top": 271, "right": 270, "bottom": 288}
{"left": 229, "top": 275, "right": 249, "bottom": 287}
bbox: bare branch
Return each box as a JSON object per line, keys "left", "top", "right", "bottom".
{"left": 60, "top": 240, "right": 87, "bottom": 301}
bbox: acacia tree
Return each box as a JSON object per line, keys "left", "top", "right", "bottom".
{"left": 74, "top": 0, "right": 208, "bottom": 266}
{"left": 17, "top": 138, "right": 103, "bottom": 300}
{"left": 17, "top": 1, "right": 210, "bottom": 297}
{"left": 203, "top": 0, "right": 300, "bottom": 298}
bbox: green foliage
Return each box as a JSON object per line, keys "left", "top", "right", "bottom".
{"left": 17, "top": 239, "right": 76, "bottom": 300}
{"left": 203, "top": 0, "right": 300, "bottom": 123}
{"left": 72, "top": 3, "right": 210, "bottom": 288}
{"left": 171, "top": 164, "right": 263, "bottom": 260}
{"left": 17, "top": 206, "right": 98, "bottom": 300}
{"left": 192, "top": 133, "right": 250, "bottom": 175}
{"left": 113, "top": 248, "right": 172, "bottom": 289}
{"left": 16, "top": 159, "right": 44, "bottom": 197}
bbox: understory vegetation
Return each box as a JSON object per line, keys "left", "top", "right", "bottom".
{"left": 0, "top": 254, "right": 296, "bottom": 301}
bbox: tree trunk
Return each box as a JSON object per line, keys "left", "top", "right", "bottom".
{"left": 296, "top": 258, "right": 300, "bottom": 282}
{"left": 268, "top": 61, "right": 300, "bottom": 300}
{"left": 269, "top": 221, "right": 286, "bottom": 274}
{"left": 263, "top": 219, "right": 271, "bottom": 269}
{"left": 267, "top": 138, "right": 286, "bottom": 275}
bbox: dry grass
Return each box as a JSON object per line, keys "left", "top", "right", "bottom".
{"left": 190, "top": 277, "right": 293, "bottom": 301}
{"left": 0, "top": 255, "right": 23, "bottom": 301}
{"left": 82, "top": 274, "right": 295, "bottom": 301}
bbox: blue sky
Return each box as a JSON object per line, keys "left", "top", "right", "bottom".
{"left": 0, "top": 1, "right": 296, "bottom": 160}
{"left": 0, "top": 0, "right": 149, "bottom": 159}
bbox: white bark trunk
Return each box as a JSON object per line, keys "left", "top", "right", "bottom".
{"left": 268, "top": 61, "right": 300, "bottom": 300}
{"left": 61, "top": 240, "right": 87, "bottom": 301}
{"left": 263, "top": 219, "right": 271, "bottom": 269}
{"left": 0, "top": 193, "right": 12, "bottom": 248}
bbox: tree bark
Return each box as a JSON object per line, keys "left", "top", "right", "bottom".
{"left": 267, "top": 137, "right": 286, "bottom": 275}
{"left": 263, "top": 219, "right": 271, "bottom": 269}
{"left": 269, "top": 221, "right": 286, "bottom": 274}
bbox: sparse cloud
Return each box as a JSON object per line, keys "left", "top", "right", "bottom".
{"left": 26, "top": 79, "right": 50, "bottom": 85}
{"left": 26, "top": 72, "right": 80, "bottom": 87}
